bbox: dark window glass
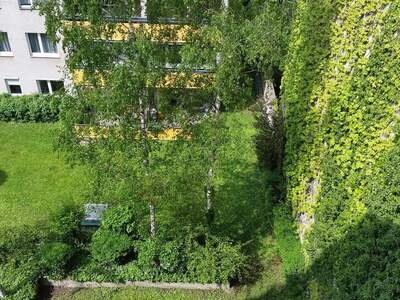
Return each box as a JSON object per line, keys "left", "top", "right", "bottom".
{"left": 50, "top": 81, "right": 64, "bottom": 92}
{"left": 9, "top": 85, "right": 22, "bottom": 94}
{"left": 165, "top": 45, "right": 182, "bottom": 66}
{"left": 40, "top": 34, "right": 57, "bottom": 53}
{"left": 28, "top": 33, "right": 41, "bottom": 53}
{"left": 19, "top": 0, "right": 32, "bottom": 6}
{"left": 38, "top": 80, "right": 50, "bottom": 94}
{"left": 101, "top": 0, "right": 141, "bottom": 17}
{"left": 0, "top": 32, "right": 11, "bottom": 52}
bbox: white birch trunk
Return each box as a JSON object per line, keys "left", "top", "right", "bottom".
{"left": 262, "top": 80, "right": 277, "bottom": 128}
{"left": 139, "top": 96, "right": 156, "bottom": 237}
{"left": 140, "top": 0, "right": 147, "bottom": 18}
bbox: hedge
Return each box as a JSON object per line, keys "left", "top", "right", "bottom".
{"left": 0, "top": 94, "right": 60, "bottom": 122}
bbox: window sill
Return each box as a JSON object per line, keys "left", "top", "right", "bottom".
{"left": 31, "top": 53, "right": 60, "bottom": 59}
{"left": 0, "top": 52, "right": 14, "bottom": 57}
{"left": 19, "top": 5, "right": 34, "bottom": 10}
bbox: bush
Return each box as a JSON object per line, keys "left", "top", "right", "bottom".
{"left": 0, "top": 206, "right": 84, "bottom": 299}
{"left": 101, "top": 205, "right": 144, "bottom": 238}
{"left": 91, "top": 230, "right": 133, "bottom": 265}
{"left": 0, "top": 227, "right": 45, "bottom": 300}
{"left": 186, "top": 235, "right": 245, "bottom": 284}
{"left": 0, "top": 93, "right": 60, "bottom": 122}
{"left": 49, "top": 204, "right": 84, "bottom": 244}
{"left": 37, "top": 242, "right": 73, "bottom": 279}
{"left": 72, "top": 206, "right": 247, "bottom": 285}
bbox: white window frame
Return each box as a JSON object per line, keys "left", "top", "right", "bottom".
{"left": 36, "top": 79, "right": 64, "bottom": 94}
{"left": 5, "top": 79, "right": 22, "bottom": 95}
{"left": 0, "top": 32, "right": 13, "bottom": 57}
{"left": 26, "top": 33, "right": 60, "bottom": 58}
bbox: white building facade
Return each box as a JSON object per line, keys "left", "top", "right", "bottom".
{"left": 0, "top": 0, "right": 66, "bottom": 95}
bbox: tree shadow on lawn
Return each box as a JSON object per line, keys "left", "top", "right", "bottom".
{"left": 0, "top": 170, "right": 8, "bottom": 186}
{"left": 214, "top": 159, "right": 274, "bottom": 243}
{"left": 212, "top": 156, "right": 276, "bottom": 284}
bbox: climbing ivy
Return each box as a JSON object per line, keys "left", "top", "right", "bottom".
{"left": 282, "top": 0, "right": 400, "bottom": 279}
{"left": 280, "top": 1, "right": 400, "bottom": 296}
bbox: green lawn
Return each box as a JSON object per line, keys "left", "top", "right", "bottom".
{"left": 0, "top": 122, "right": 88, "bottom": 229}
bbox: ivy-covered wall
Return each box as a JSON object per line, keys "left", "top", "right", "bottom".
{"left": 283, "top": 0, "right": 400, "bottom": 268}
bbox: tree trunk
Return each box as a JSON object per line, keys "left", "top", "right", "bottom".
{"left": 261, "top": 79, "right": 277, "bottom": 128}
{"left": 149, "top": 202, "right": 156, "bottom": 238}
{"left": 140, "top": 0, "right": 147, "bottom": 18}
{"left": 139, "top": 95, "right": 156, "bottom": 237}
{"left": 206, "top": 156, "right": 215, "bottom": 225}
{"left": 206, "top": 96, "right": 220, "bottom": 226}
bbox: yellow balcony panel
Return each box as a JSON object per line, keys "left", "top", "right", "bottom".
{"left": 64, "top": 21, "right": 191, "bottom": 43}
{"left": 75, "top": 124, "right": 190, "bottom": 141}
{"left": 159, "top": 72, "right": 213, "bottom": 89}
{"left": 73, "top": 69, "right": 213, "bottom": 89}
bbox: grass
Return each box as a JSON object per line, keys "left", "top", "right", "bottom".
{"left": 0, "top": 122, "right": 88, "bottom": 229}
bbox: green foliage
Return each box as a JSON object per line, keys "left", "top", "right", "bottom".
{"left": 176, "top": 0, "right": 295, "bottom": 108}
{"left": 75, "top": 212, "right": 245, "bottom": 284}
{"left": 158, "top": 240, "right": 182, "bottom": 273}
{"left": 281, "top": 0, "right": 400, "bottom": 297}
{"left": 91, "top": 230, "right": 133, "bottom": 265}
{"left": 50, "top": 205, "right": 84, "bottom": 244}
{"left": 101, "top": 205, "right": 144, "bottom": 237}
{"left": 0, "top": 227, "right": 43, "bottom": 299}
{"left": 193, "top": 236, "right": 245, "bottom": 284}
{"left": 0, "top": 205, "right": 84, "bottom": 299}
{"left": 38, "top": 242, "right": 73, "bottom": 279}
{"left": 0, "top": 93, "right": 60, "bottom": 122}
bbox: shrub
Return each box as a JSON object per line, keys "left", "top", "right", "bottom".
{"left": 186, "top": 236, "right": 245, "bottom": 284}
{"left": 37, "top": 242, "right": 73, "bottom": 279}
{"left": 159, "top": 240, "right": 183, "bottom": 274}
{"left": 0, "top": 227, "right": 45, "bottom": 300}
{"left": 91, "top": 229, "right": 133, "bottom": 265}
{"left": 0, "top": 93, "right": 60, "bottom": 122}
{"left": 49, "top": 204, "right": 84, "bottom": 244}
{"left": 101, "top": 205, "right": 143, "bottom": 238}
{"left": 135, "top": 239, "right": 160, "bottom": 280}
{"left": 0, "top": 206, "right": 86, "bottom": 299}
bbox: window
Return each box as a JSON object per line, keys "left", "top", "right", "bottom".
{"left": 163, "top": 44, "right": 182, "bottom": 69}
{"left": 0, "top": 32, "right": 12, "bottom": 55}
{"left": 101, "top": 0, "right": 142, "bottom": 17}
{"left": 5, "top": 79, "right": 22, "bottom": 95}
{"left": 37, "top": 80, "right": 64, "bottom": 94}
{"left": 19, "top": 0, "right": 33, "bottom": 9}
{"left": 27, "top": 33, "right": 58, "bottom": 56}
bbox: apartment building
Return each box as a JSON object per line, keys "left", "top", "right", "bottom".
{"left": 0, "top": 0, "right": 66, "bottom": 95}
